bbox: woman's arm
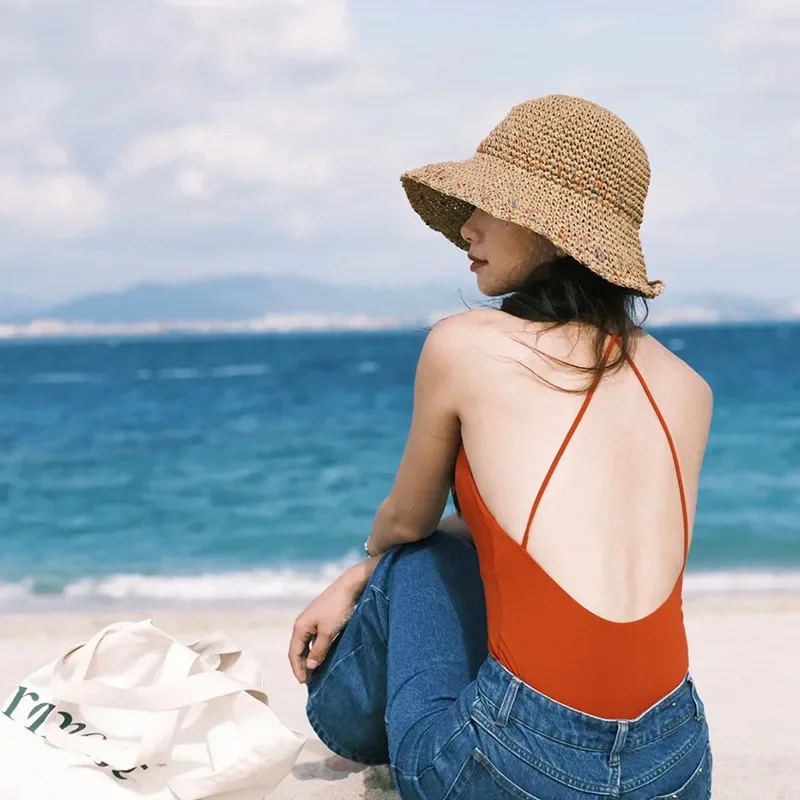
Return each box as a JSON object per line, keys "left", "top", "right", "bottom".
{"left": 288, "top": 554, "right": 384, "bottom": 682}
{"left": 347, "top": 553, "right": 383, "bottom": 592}
{"left": 366, "top": 318, "right": 465, "bottom": 556}
{"left": 289, "top": 512, "right": 471, "bottom": 683}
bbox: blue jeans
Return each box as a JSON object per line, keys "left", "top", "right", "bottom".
{"left": 306, "top": 534, "right": 713, "bottom": 799}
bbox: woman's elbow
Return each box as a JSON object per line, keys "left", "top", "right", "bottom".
{"left": 374, "top": 500, "right": 427, "bottom": 545}
{"left": 388, "top": 521, "right": 428, "bottom": 545}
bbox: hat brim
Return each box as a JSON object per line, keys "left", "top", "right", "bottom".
{"left": 401, "top": 153, "right": 663, "bottom": 299}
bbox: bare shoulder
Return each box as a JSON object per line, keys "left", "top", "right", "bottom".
{"left": 636, "top": 332, "right": 713, "bottom": 413}
{"left": 415, "top": 310, "right": 483, "bottom": 376}
{"left": 419, "top": 308, "right": 521, "bottom": 386}
{"left": 426, "top": 307, "right": 537, "bottom": 357}
{"left": 427, "top": 307, "right": 545, "bottom": 345}
{"left": 428, "top": 307, "right": 513, "bottom": 333}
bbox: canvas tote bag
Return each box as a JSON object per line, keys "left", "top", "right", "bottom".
{"left": 0, "top": 619, "right": 305, "bottom": 799}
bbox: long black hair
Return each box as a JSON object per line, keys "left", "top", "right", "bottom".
{"left": 451, "top": 254, "right": 648, "bottom": 515}
{"left": 498, "top": 254, "right": 648, "bottom": 392}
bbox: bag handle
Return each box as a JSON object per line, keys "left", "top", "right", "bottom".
{"left": 43, "top": 621, "right": 265, "bottom": 771}
{"left": 45, "top": 628, "right": 204, "bottom": 770}
{"left": 56, "top": 621, "right": 133, "bottom": 684}
{"left": 49, "top": 621, "right": 263, "bottom": 709}
{"left": 50, "top": 669, "right": 249, "bottom": 711}
{"left": 47, "top": 672, "right": 269, "bottom": 773}
{"left": 45, "top": 622, "right": 246, "bottom": 770}
{"left": 186, "top": 630, "right": 241, "bottom": 664}
{"left": 187, "top": 630, "right": 267, "bottom": 704}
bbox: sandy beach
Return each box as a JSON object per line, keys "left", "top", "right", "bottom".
{"left": 1, "top": 592, "right": 798, "bottom": 799}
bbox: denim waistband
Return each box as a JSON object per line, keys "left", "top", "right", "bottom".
{"left": 475, "top": 657, "right": 702, "bottom": 752}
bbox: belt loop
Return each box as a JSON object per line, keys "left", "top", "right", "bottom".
{"left": 609, "top": 721, "right": 628, "bottom": 768}
{"left": 688, "top": 675, "right": 703, "bottom": 720}
{"left": 496, "top": 677, "right": 521, "bottom": 728}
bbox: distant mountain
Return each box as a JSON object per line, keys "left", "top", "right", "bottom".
{"left": 0, "top": 294, "right": 41, "bottom": 322}
{"left": 646, "top": 291, "right": 798, "bottom": 325}
{"left": 33, "top": 275, "right": 481, "bottom": 324}
{"left": 10, "top": 275, "right": 798, "bottom": 327}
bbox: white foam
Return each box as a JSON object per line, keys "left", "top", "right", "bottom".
{"left": 137, "top": 365, "right": 271, "bottom": 382}
{"left": 684, "top": 570, "right": 800, "bottom": 595}
{"left": 1, "top": 566, "right": 799, "bottom": 610}
{"left": 28, "top": 372, "right": 101, "bottom": 384}
{"left": 0, "top": 578, "right": 34, "bottom": 602}
{"left": 210, "top": 364, "right": 271, "bottom": 378}
{"left": 356, "top": 361, "right": 380, "bottom": 374}
{"left": 158, "top": 368, "right": 203, "bottom": 380}
{"left": 0, "top": 555, "right": 360, "bottom": 609}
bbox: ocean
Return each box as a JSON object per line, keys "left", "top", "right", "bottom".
{"left": 1, "top": 323, "right": 799, "bottom": 611}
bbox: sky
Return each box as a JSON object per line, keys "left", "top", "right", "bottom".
{"left": 0, "top": 0, "right": 798, "bottom": 303}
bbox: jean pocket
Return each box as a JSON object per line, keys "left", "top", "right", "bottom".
{"left": 445, "top": 749, "right": 546, "bottom": 800}
{"left": 651, "top": 743, "right": 712, "bottom": 800}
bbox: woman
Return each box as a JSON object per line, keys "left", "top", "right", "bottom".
{"left": 288, "top": 95, "right": 714, "bottom": 799}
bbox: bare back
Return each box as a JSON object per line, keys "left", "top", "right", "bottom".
{"left": 452, "top": 308, "right": 713, "bottom": 623}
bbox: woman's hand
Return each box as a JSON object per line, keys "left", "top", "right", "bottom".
{"left": 288, "top": 560, "right": 375, "bottom": 684}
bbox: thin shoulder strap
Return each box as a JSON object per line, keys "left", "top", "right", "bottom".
{"left": 625, "top": 356, "right": 691, "bottom": 561}
{"left": 521, "top": 336, "right": 618, "bottom": 550}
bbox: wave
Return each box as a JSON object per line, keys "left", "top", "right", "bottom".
{"left": 684, "top": 570, "right": 800, "bottom": 595}
{"left": 356, "top": 361, "right": 380, "bottom": 374}
{"left": 136, "top": 364, "right": 272, "bottom": 382}
{"left": 28, "top": 372, "right": 102, "bottom": 384}
{"left": 1, "top": 565, "right": 800, "bottom": 611}
{"left": 0, "top": 555, "right": 360, "bottom": 609}
{"left": 158, "top": 368, "right": 203, "bottom": 380}
{"left": 210, "top": 364, "right": 271, "bottom": 378}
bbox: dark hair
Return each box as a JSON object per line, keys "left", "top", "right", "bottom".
{"left": 497, "top": 254, "right": 648, "bottom": 393}
{"left": 450, "top": 254, "right": 648, "bottom": 516}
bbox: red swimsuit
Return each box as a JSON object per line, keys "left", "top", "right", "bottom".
{"left": 454, "top": 340, "right": 690, "bottom": 719}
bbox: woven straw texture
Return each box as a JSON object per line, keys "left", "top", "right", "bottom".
{"left": 401, "top": 95, "right": 663, "bottom": 298}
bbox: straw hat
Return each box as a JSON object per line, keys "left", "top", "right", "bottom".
{"left": 401, "top": 95, "right": 663, "bottom": 298}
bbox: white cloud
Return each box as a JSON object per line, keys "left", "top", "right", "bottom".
{"left": 0, "top": 0, "right": 382, "bottom": 251}
{"left": 0, "top": 67, "right": 101, "bottom": 235}
{"left": 277, "top": 0, "right": 352, "bottom": 60}
{"left": 155, "top": 0, "right": 352, "bottom": 71}
{"left": 0, "top": 0, "right": 796, "bottom": 298}
{"left": 0, "top": 172, "right": 106, "bottom": 236}
{"left": 718, "top": 0, "right": 800, "bottom": 51}
{"left": 176, "top": 168, "right": 206, "bottom": 198}
{"left": 111, "top": 124, "right": 332, "bottom": 189}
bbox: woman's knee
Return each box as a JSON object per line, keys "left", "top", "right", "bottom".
{"left": 304, "top": 592, "right": 390, "bottom": 764}
{"left": 364, "top": 534, "right": 457, "bottom": 595}
{"left": 383, "top": 532, "right": 482, "bottom": 592}
{"left": 306, "top": 684, "right": 390, "bottom": 764}
{"left": 305, "top": 636, "right": 390, "bottom": 763}
{"left": 383, "top": 532, "right": 478, "bottom": 572}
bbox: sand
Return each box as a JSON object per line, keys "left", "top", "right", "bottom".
{"left": 1, "top": 593, "right": 798, "bottom": 799}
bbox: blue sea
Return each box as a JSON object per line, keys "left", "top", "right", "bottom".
{"left": 1, "top": 323, "right": 799, "bottom": 611}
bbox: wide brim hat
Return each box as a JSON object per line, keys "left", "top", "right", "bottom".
{"left": 401, "top": 95, "right": 663, "bottom": 299}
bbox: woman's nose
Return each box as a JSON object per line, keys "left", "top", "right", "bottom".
{"left": 460, "top": 210, "right": 479, "bottom": 243}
